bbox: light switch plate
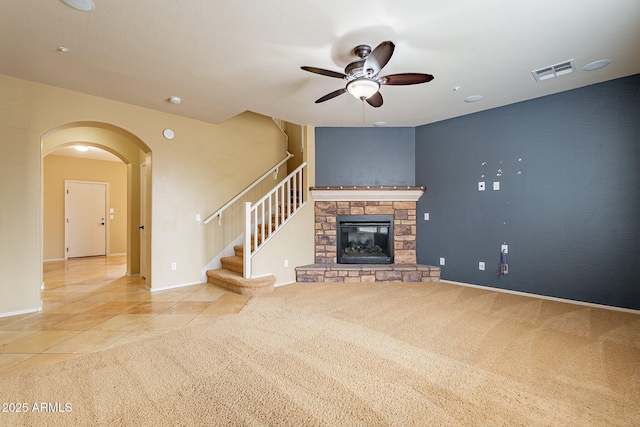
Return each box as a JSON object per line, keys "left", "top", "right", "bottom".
{"left": 493, "top": 181, "right": 500, "bottom": 190}
{"left": 439, "top": 257, "right": 445, "bottom": 266}
{"left": 501, "top": 244, "right": 508, "bottom": 254}
{"left": 424, "top": 212, "right": 430, "bottom": 221}
{"left": 479, "top": 261, "right": 485, "bottom": 270}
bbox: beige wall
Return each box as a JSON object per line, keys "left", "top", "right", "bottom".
{"left": 284, "top": 122, "right": 304, "bottom": 172}
{"left": 0, "top": 73, "right": 296, "bottom": 315}
{"left": 43, "top": 155, "right": 127, "bottom": 260}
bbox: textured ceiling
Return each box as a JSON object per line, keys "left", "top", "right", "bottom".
{"left": 2, "top": 0, "right": 639, "bottom": 127}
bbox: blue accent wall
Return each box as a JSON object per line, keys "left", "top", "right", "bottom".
{"left": 314, "top": 75, "right": 640, "bottom": 310}
{"left": 415, "top": 75, "right": 640, "bottom": 310}
{"left": 315, "top": 127, "right": 415, "bottom": 186}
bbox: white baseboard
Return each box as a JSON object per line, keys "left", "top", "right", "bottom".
{"left": 147, "top": 280, "right": 203, "bottom": 293}
{"left": 0, "top": 306, "right": 40, "bottom": 319}
{"left": 275, "top": 280, "right": 296, "bottom": 288}
{"left": 441, "top": 279, "right": 640, "bottom": 314}
{"left": 43, "top": 258, "right": 65, "bottom": 262}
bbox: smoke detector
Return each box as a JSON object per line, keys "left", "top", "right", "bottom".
{"left": 61, "top": 0, "right": 95, "bottom": 11}
{"left": 531, "top": 60, "right": 575, "bottom": 82}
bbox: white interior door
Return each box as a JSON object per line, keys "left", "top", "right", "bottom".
{"left": 66, "top": 181, "right": 107, "bottom": 258}
{"left": 140, "top": 164, "right": 147, "bottom": 279}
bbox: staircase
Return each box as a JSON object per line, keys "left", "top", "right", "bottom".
{"left": 205, "top": 163, "right": 306, "bottom": 295}
{"left": 206, "top": 245, "right": 276, "bottom": 295}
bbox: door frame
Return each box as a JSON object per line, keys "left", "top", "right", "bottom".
{"left": 139, "top": 163, "right": 147, "bottom": 279}
{"left": 64, "top": 180, "right": 109, "bottom": 259}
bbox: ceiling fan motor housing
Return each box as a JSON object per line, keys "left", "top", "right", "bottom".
{"left": 345, "top": 60, "right": 366, "bottom": 80}
{"left": 348, "top": 45, "right": 378, "bottom": 78}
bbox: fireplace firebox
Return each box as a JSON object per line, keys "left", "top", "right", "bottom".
{"left": 336, "top": 215, "right": 394, "bottom": 264}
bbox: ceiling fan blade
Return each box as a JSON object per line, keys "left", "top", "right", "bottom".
{"left": 363, "top": 41, "right": 395, "bottom": 77}
{"left": 366, "top": 91, "right": 383, "bottom": 108}
{"left": 315, "top": 88, "right": 347, "bottom": 103}
{"left": 301, "top": 66, "right": 347, "bottom": 79}
{"left": 381, "top": 73, "right": 434, "bottom": 85}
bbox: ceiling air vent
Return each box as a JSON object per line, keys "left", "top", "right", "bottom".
{"left": 532, "top": 60, "right": 575, "bottom": 82}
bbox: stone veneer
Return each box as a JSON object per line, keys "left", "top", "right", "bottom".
{"left": 295, "top": 187, "right": 440, "bottom": 283}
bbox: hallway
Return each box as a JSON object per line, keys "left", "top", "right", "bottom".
{"left": 0, "top": 256, "right": 250, "bottom": 377}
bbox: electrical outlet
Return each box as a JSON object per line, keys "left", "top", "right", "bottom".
{"left": 171, "top": 262, "right": 177, "bottom": 270}
{"left": 501, "top": 244, "right": 508, "bottom": 254}
{"left": 439, "top": 257, "right": 445, "bottom": 266}
{"left": 478, "top": 181, "right": 485, "bottom": 191}
{"left": 284, "top": 259, "right": 288, "bottom": 267}
{"left": 479, "top": 261, "right": 485, "bottom": 271}
{"left": 424, "top": 212, "right": 430, "bottom": 221}
{"left": 493, "top": 181, "right": 500, "bottom": 190}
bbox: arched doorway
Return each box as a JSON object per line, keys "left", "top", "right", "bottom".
{"left": 41, "top": 122, "right": 152, "bottom": 284}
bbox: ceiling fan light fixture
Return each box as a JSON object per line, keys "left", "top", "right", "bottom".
{"left": 346, "top": 78, "right": 380, "bottom": 100}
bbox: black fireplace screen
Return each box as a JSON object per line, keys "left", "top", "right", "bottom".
{"left": 336, "top": 215, "right": 394, "bottom": 264}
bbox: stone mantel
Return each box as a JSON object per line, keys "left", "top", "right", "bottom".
{"left": 310, "top": 186, "right": 425, "bottom": 202}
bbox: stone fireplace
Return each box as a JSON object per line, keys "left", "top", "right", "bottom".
{"left": 295, "top": 187, "right": 440, "bottom": 283}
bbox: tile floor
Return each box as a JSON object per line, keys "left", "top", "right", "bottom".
{"left": 0, "top": 255, "right": 250, "bottom": 377}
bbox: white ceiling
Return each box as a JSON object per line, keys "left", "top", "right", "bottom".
{"left": 2, "top": 0, "right": 639, "bottom": 127}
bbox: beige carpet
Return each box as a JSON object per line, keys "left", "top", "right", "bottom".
{"left": 1, "top": 281, "right": 638, "bottom": 426}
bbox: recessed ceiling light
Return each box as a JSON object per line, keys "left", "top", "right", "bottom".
{"left": 464, "top": 95, "right": 483, "bottom": 103}
{"left": 61, "top": 0, "right": 95, "bottom": 12}
{"left": 373, "top": 121, "right": 386, "bottom": 127}
{"left": 582, "top": 59, "right": 611, "bottom": 71}
{"left": 74, "top": 145, "right": 89, "bottom": 152}
{"left": 168, "top": 96, "right": 182, "bottom": 104}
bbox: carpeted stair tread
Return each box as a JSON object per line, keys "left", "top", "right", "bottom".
{"left": 207, "top": 268, "right": 275, "bottom": 296}
{"left": 220, "top": 255, "right": 244, "bottom": 274}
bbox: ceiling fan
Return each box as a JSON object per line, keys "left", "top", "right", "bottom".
{"left": 301, "top": 41, "right": 434, "bottom": 108}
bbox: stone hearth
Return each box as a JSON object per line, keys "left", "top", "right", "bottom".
{"left": 295, "top": 187, "right": 440, "bottom": 283}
